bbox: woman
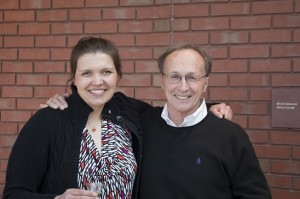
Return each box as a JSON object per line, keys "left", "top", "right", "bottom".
{"left": 3, "top": 37, "right": 231, "bottom": 199}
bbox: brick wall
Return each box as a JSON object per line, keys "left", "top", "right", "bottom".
{"left": 0, "top": 0, "right": 299, "bottom": 198}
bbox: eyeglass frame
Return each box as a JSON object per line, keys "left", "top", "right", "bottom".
{"left": 162, "top": 73, "right": 208, "bottom": 85}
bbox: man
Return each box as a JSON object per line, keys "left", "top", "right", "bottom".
{"left": 138, "top": 43, "right": 272, "bottom": 198}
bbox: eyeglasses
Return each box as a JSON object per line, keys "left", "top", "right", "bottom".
{"left": 162, "top": 73, "right": 207, "bottom": 85}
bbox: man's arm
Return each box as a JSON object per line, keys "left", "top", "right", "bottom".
{"left": 41, "top": 95, "right": 233, "bottom": 120}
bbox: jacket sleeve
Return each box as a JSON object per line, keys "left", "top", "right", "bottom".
{"left": 230, "top": 129, "right": 272, "bottom": 199}
{"left": 3, "top": 109, "right": 57, "bottom": 199}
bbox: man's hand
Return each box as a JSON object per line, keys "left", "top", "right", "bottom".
{"left": 40, "top": 93, "right": 69, "bottom": 110}
{"left": 210, "top": 103, "right": 233, "bottom": 120}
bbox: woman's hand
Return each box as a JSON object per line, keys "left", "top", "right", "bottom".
{"left": 210, "top": 103, "right": 233, "bottom": 120}
{"left": 54, "top": 188, "right": 98, "bottom": 199}
{"left": 40, "top": 93, "right": 69, "bottom": 110}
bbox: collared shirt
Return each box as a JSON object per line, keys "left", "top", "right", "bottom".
{"left": 161, "top": 98, "right": 208, "bottom": 127}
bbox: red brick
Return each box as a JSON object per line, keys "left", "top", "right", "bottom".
{"left": 19, "top": 48, "right": 50, "bottom": 60}
{"left": 16, "top": 74, "right": 48, "bottom": 85}
{"left": 230, "top": 116, "right": 247, "bottom": 129}
{"left": 254, "top": 145, "right": 290, "bottom": 159}
{"left": 17, "top": 99, "right": 48, "bottom": 110}
{"left": 209, "top": 74, "right": 228, "bottom": 86}
{"left": 251, "top": 30, "right": 292, "bottom": 43}
{"left": 0, "top": 74, "right": 15, "bottom": 85}
{"left": 173, "top": 19, "right": 189, "bottom": 31}
{"left": 271, "top": 131, "right": 300, "bottom": 145}
{"left": 192, "top": 17, "right": 229, "bottom": 30}
{"left": 230, "top": 102, "right": 269, "bottom": 115}
{"left": 136, "top": 33, "right": 170, "bottom": 46}
{"left": 250, "top": 59, "right": 291, "bottom": 72}
{"left": 1, "top": 111, "right": 32, "bottom": 122}
{"left": 137, "top": 6, "right": 171, "bottom": 19}
{"left": 272, "top": 44, "right": 300, "bottom": 57}
{"left": 295, "top": 29, "right": 300, "bottom": 42}
{"left": 266, "top": 174, "right": 292, "bottom": 189}
{"left": 52, "top": 0, "right": 84, "bottom": 8}
{"left": 34, "top": 61, "right": 66, "bottom": 73}
{"left": 2, "top": 86, "right": 33, "bottom": 98}
{"left": 230, "top": 74, "right": 270, "bottom": 87}
{"left": 121, "top": 0, "right": 153, "bottom": 6}
{"left": 0, "top": 98, "right": 15, "bottom": 110}
{"left": 209, "top": 88, "right": 248, "bottom": 101}
{"left": 273, "top": 15, "right": 300, "bottom": 28}
{"left": 69, "top": 9, "right": 101, "bottom": 21}
{"left": 116, "top": 87, "right": 134, "bottom": 98}
{"left": 230, "top": 45, "right": 269, "bottom": 58}
{"left": 154, "top": 19, "right": 171, "bottom": 32}
{"left": 37, "top": 10, "right": 68, "bottom": 21}
{"left": 4, "top": 36, "right": 34, "bottom": 47}
{"left": 172, "top": 32, "right": 209, "bottom": 44}
{"left": 0, "top": 24, "right": 17, "bottom": 35}
{"left": 4, "top": 10, "right": 35, "bottom": 22}
{"left": 0, "top": 148, "right": 12, "bottom": 159}
{"left": 49, "top": 74, "right": 69, "bottom": 85}
{"left": 272, "top": 74, "right": 300, "bottom": 86}
{"left": 121, "top": 60, "right": 134, "bottom": 73}
{"left": 135, "top": 87, "right": 165, "bottom": 100}
{"left": 86, "top": 0, "right": 118, "bottom": 7}
{"left": 135, "top": 60, "right": 158, "bottom": 73}
{"left": 211, "top": 2, "right": 250, "bottom": 16}
{"left": 211, "top": 31, "right": 249, "bottom": 44}
{"left": 250, "top": 88, "right": 271, "bottom": 101}
{"left": 174, "top": 4, "right": 208, "bottom": 17}
{"left": 294, "top": 177, "right": 300, "bottom": 190}
{"left": 118, "top": 74, "right": 151, "bottom": 87}
{"left": 119, "top": 47, "right": 153, "bottom": 60}
{"left": 19, "top": 23, "right": 50, "bottom": 35}
{"left": 292, "top": 147, "right": 300, "bottom": 160}
{"left": 0, "top": 0, "right": 19, "bottom": 9}
{"left": 246, "top": 130, "right": 269, "bottom": 144}
{"left": 51, "top": 48, "right": 71, "bottom": 61}
{"left": 0, "top": 49, "right": 18, "bottom": 60}
{"left": 103, "top": 8, "right": 135, "bottom": 19}
{"left": 213, "top": 60, "right": 248, "bottom": 73}
{"left": 231, "top": 16, "right": 271, "bottom": 29}
{"left": 35, "top": 36, "right": 67, "bottom": 47}
{"left": 252, "top": 0, "right": 293, "bottom": 14}
{"left": 207, "top": 47, "right": 228, "bottom": 59}
{"left": 119, "top": 21, "right": 152, "bottom": 33}
{"left": 152, "top": 74, "right": 162, "bottom": 87}
{"left": 248, "top": 116, "right": 271, "bottom": 129}
{"left": 52, "top": 23, "right": 83, "bottom": 34}
{"left": 271, "top": 161, "right": 300, "bottom": 175}
{"left": 20, "top": 0, "right": 51, "bottom": 9}
{"left": 294, "top": 59, "right": 300, "bottom": 72}
{"left": 84, "top": 21, "right": 117, "bottom": 34}
{"left": 2, "top": 61, "right": 33, "bottom": 72}
{"left": 0, "top": 135, "right": 16, "bottom": 148}
{"left": 34, "top": 86, "right": 68, "bottom": 98}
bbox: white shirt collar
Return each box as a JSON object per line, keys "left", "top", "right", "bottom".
{"left": 161, "top": 98, "right": 208, "bottom": 127}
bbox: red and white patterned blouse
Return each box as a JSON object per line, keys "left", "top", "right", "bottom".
{"left": 77, "top": 118, "right": 137, "bottom": 199}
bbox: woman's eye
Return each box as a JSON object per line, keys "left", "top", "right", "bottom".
{"left": 102, "top": 71, "right": 112, "bottom": 76}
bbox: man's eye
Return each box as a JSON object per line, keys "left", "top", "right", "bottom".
{"left": 170, "top": 75, "right": 181, "bottom": 80}
{"left": 82, "top": 72, "right": 91, "bottom": 76}
{"left": 186, "top": 76, "right": 197, "bottom": 82}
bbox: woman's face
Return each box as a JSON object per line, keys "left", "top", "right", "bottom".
{"left": 73, "top": 52, "right": 119, "bottom": 111}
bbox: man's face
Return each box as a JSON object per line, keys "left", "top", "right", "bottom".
{"left": 162, "top": 49, "right": 208, "bottom": 119}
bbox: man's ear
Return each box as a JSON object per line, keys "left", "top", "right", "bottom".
{"left": 203, "top": 77, "right": 209, "bottom": 92}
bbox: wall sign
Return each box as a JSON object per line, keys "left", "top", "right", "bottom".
{"left": 272, "top": 88, "right": 300, "bottom": 128}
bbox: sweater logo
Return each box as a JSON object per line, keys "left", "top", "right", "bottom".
{"left": 195, "top": 157, "right": 202, "bottom": 165}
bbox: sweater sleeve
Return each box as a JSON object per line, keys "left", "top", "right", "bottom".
{"left": 229, "top": 128, "right": 272, "bottom": 199}
{"left": 3, "top": 109, "right": 57, "bottom": 199}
